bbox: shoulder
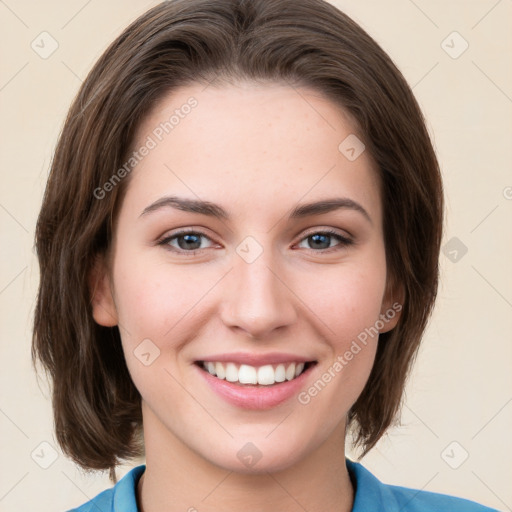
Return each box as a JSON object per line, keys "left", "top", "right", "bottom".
{"left": 384, "top": 483, "right": 499, "bottom": 512}
{"left": 66, "top": 465, "right": 145, "bottom": 512}
{"left": 346, "top": 459, "right": 499, "bottom": 512}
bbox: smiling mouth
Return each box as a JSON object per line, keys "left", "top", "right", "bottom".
{"left": 195, "top": 360, "right": 317, "bottom": 386}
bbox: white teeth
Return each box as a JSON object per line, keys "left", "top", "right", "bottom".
{"left": 201, "top": 361, "right": 308, "bottom": 385}
{"left": 274, "top": 364, "right": 286, "bottom": 382}
{"left": 285, "top": 363, "right": 296, "bottom": 381}
{"left": 257, "top": 365, "right": 275, "bottom": 385}
{"left": 225, "top": 362, "right": 238, "bottom": 382}
{"left": 239, "top": 364, "right": 257, "bottom": 384}
{"left": 215, "top": 362, "right": 226, "bottom": 380}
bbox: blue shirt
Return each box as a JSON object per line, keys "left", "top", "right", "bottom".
{"left": 69, "top": 459, "right": 499, "bottom": 511}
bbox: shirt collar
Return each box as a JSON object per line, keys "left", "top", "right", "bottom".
{"left": 112, "top": 464, "right": 145, "bottom": 511}
{"left": 347, "top": 458, "right": 401, "bottom": 511}
{"left": 111, "top": 459, "right": 397, "bottom": 511}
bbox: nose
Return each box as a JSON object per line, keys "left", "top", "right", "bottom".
{"left": 219, "top": 247, "right": 297, "bottom": 339}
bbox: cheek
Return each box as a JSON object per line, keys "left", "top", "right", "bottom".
{"left": 301, "top": 257, "right": 388, "bottom": 346}
{"left": 113, "top": 245, "right": 388, "bottom": 350}
{"left": 112, "top": 256, "right": 207, "bottom": 340}
{"left": 295, "top": 257, "right": 387, "bottom": 403}
{"left": 111, "top": 256, "right": 223, "bottom": 391}
{"left": 111, "top": 265, "right": 196, "bottom": 402}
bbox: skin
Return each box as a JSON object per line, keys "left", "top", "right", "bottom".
{"left": 91, "top": 81, "right": 401, "bottom": 512}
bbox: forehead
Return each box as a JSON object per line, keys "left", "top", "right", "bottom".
{"left": 122, "top": 81, "right": 381, "bottom": 226}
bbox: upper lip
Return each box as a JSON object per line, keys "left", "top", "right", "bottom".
{"left": 196, "top": 352, "right": 316, "bottom": 366}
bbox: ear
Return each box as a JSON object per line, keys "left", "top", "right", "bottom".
{"left": 378, "top": 274, "right": 405, "bottom": 334}
{"left": 89, "top": 255, "right": 118, "bottom": 327}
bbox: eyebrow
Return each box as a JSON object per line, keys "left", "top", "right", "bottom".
{"left": 139, "top": 195, "right": 372, "bottom": 224}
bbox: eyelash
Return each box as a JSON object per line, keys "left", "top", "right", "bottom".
{"left": 157, "top": 228, "right": 353, "bottom": 256}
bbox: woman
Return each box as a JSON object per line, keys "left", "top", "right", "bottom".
{"left": 32, "top": 0, "right": 499, "bottom": 510}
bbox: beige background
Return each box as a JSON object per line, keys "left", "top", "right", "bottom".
{"left": 1, "top": 0, "right": 511, "bottom": 510}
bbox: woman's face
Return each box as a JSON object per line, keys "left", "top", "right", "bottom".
{"left": 92, "top": 82, "right": 400, "bottom": 473}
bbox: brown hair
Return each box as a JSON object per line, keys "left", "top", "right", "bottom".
{"left": 32, "top": 0, "right": 443, "bottom": 479}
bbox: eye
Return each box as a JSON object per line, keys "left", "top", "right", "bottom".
{"left": 296, "top": 229, "right": 353, "bottom": 252}
{"left": 158, "top": 228, "right": 353, "bottom": 256}
{"left": 158, "top": 230, "right": 215, "bottom": 253}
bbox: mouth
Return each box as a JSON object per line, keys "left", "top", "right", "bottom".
{"left": 194, "top": 360, "right": 317, "bottom": 386}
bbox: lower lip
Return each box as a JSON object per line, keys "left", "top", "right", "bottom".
{"left": 195, "top": 364, "right": 315, "bottom": 410}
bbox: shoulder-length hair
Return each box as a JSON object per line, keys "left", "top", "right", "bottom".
{"left": 33, "top": 0, "right": 443, "bottom": 479}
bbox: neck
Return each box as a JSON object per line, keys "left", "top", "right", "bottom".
{"left": 137, "top": 406, "right": 354, "bottom": 512}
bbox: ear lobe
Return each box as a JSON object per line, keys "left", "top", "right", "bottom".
{"left": 89, "top": 255, "right": 118, "bottom": 327}
{"left": 379, "top": 277, "right": 405, "bottom": 334}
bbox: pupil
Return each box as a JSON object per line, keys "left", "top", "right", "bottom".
{"left": 179, "top": 234, "right": 201, "bottom": 250}
{"left": 176, "top": 234, "right": 332, "bottom": 251}
{"left": 310, "top": 234, "right": 330, "bottom": 249}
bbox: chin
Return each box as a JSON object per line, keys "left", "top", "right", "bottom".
{"left": 201, "top": 433, "right": 318, "bottom": 475}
